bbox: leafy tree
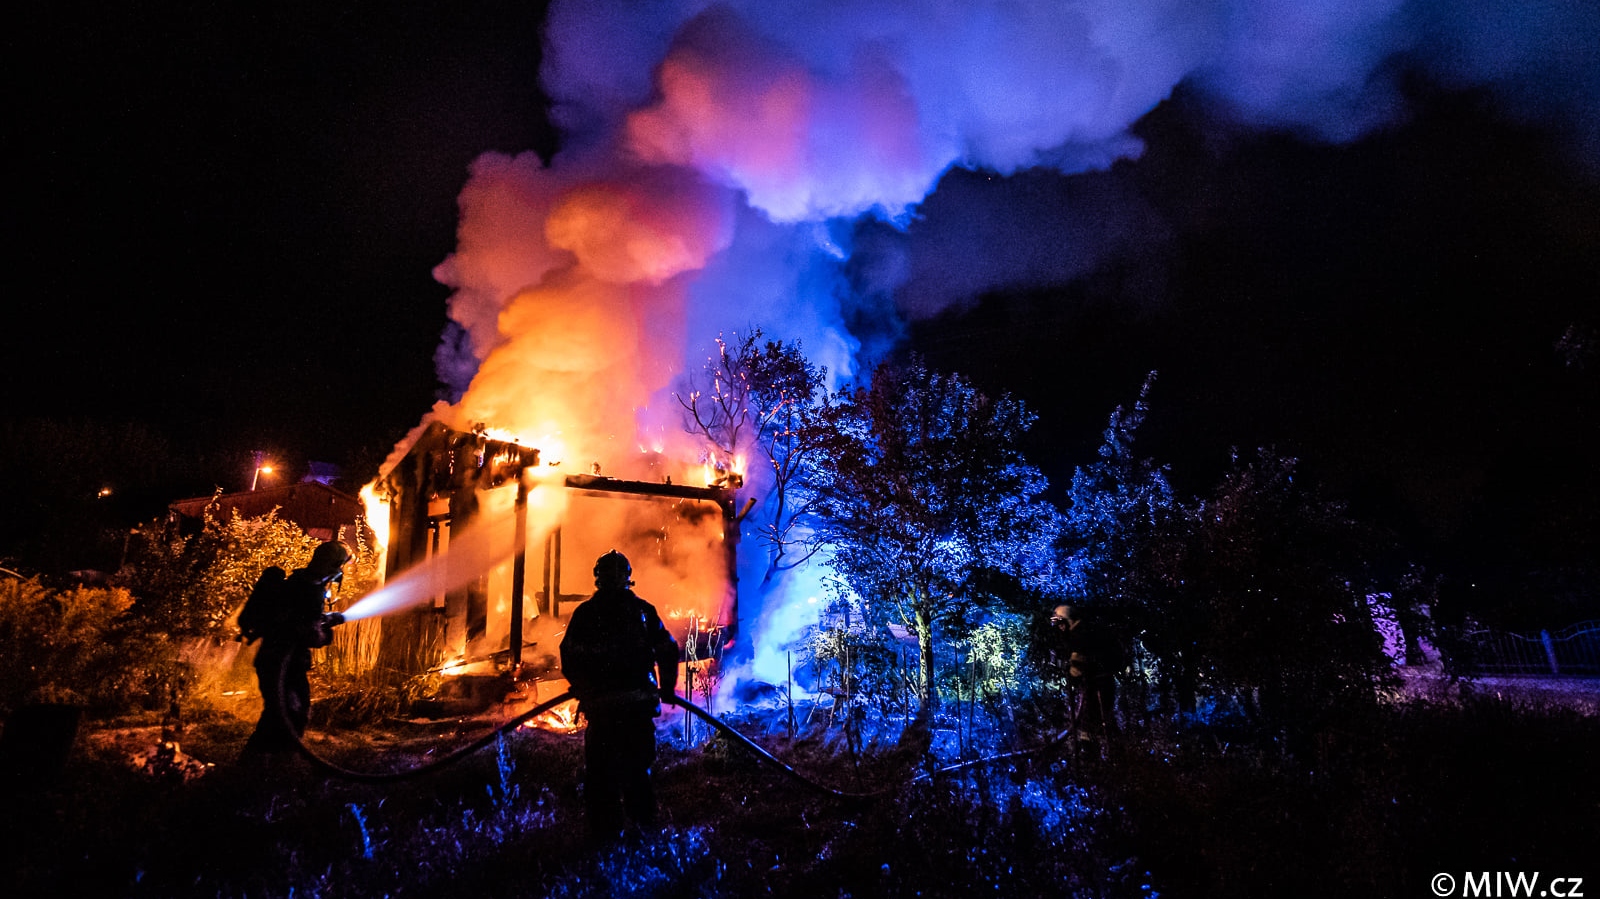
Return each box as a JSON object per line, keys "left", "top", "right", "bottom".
{"left": 1058, "top": 373, "right": 1193, "bottom": 713}
{"left": 1061, "top": 380, "right": 1392, "bottom": 732}
{"left": 965, "top": 609, "right": 1033, "bottom": 698}
{"left": 806, "top": 358, "right": 1058, "bottom": 708}
{"left": 117, "top": 500, "right": 382, "bottom": 704}
{"left": 677, "top": 328, "right": 829, "bottom": 582}
{"left": 1061, "top": 373, "right": 1177, "bottom": 599}
{"left": 122, "top": 499, "right": 383, "bottom": 639}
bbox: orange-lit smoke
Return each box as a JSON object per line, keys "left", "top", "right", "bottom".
{"left": 432, "top": 159, "right": 736, "bottom": 483}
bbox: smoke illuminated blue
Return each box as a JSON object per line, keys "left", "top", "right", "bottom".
{"left": 426, "top": 0, "right": 1600, "bottom": 699}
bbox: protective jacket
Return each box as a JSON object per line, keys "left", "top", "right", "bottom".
{"left": 560, "top": 587, "right": 679, "bottom": 717}
{"left": 255, "top": 571, "right": 334, "bottom": 664}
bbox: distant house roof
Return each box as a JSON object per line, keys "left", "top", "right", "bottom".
{"left": 168, "top": 481, "right": 367, "bottom": 544}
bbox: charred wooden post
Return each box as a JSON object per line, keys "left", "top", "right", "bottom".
{"left": 551, "top": 526, "right": 564, "bottom": 619}
{"left": 539, "top": 531, "right": 554, "bottom": 618}
{"left": 448, "top": 431, "right": 487, "bottom": 647}
{"left": 509, "top": 475, "right": 529, "bottom": 672}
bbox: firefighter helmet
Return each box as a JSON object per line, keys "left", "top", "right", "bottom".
{"left": 306, "top": 541, "right": 353, "bottom": 582}
{"left": 593, "top": 550, "right": 633, "bottom": 589}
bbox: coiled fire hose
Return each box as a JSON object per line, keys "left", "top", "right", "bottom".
{"left": 271, "top": 652, "right": 1081, "bottom": 791}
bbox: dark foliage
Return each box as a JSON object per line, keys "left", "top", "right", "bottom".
{"left": 1059, "top": 380, "right": 1397, "bottom": 738}
{"left": 1173, "top": 449, "right": 1393, "bottom": 733}
{"left": 1098, "top": 695, "right": 1600, "bottom": 897}
{"left": 0, "top": 579, "right": 175, "bottom": 715}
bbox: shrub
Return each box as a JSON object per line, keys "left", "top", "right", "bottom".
{"left": 119, "top": 501, "right": 323, "bottom": 640}
{"left": 0, "top": 578, "right": 175, "bottom": 714}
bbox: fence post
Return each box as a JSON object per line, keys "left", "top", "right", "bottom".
{"left": 969, "top": 654, "right": 978, "bottom": 756}
{"left": 684, "top": 667, "right": 694, "bottom": 744}
{"left": 1541, "top": 630, "right": 1559, "bottom": 675}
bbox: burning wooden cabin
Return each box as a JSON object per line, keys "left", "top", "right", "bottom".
{"left": 369, "top": 422, "right": 742, "bottom": 680}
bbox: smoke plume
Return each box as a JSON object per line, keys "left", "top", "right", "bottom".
{"left": 424, "top": 0, "right": 1598, "bottom": 676}
{"left": 440, "top": 0, "right": 1598, "bottom": 419}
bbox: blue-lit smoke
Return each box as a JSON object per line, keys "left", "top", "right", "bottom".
{"left": 439, "top": 0, "right": 1600, "bottom": 406}
{"left": 428, "top": 0, "right": 1598, "bottom": 690}
{"left": 530, "top": 0, "right": 1599, "bottom": 335}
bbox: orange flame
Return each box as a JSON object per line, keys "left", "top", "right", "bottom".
{"left": 359, "top": 482, "right": 390, "bottom": 561}
{"left": 521, "top": 700, "right": 580, "bottom": 733}
{"left": 701, "top": 452, "right": 746, "bottom": 488}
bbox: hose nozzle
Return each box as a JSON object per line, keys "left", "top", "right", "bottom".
{"left": 308, "top": 612, "right": 347, "bottom": 648}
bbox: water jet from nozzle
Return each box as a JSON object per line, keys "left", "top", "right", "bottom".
{"left": 339, "top": 510, "right": 521, "bottom": 622}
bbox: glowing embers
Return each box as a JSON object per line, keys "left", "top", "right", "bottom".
{"left": 667, "top": 608, "right": 728, "bottom": 711}
{"left": 521, "top": 699, "right": 581, "bottom": 733}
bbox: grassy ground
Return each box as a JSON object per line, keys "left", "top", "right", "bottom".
{"left": 2, "top": 686, "right": 1595, "bottom": 898}
{"left": 1098, "top": 692, "right": 1600, "bottom": 896}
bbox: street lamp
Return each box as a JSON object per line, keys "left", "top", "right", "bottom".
{"left": 252, "top": 463, "right": 274, "bottom": 491}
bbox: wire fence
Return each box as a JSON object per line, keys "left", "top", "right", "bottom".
{"left": 1459, "top": 620, "right": 1600, "bottom": 676}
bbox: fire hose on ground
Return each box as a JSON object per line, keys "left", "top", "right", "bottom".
{"left": 268, "top": 651, "right": 1086, "bottom": 793}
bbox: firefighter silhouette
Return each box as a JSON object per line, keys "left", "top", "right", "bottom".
{"left": 240, "top": 541, "right": 350, "bottom": 761}
{"left": 560, "top": 550, "right": 679, "bottom": 838}
{"left": 1049, "top": 604, "right": 1121, "bottom": 747}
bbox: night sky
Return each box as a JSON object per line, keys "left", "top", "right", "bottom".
{"left": 10, "top": 2, "right": 1599, "bottom": 593}
{"left": 15, "top": 4, "right": 556, "bottom": 466}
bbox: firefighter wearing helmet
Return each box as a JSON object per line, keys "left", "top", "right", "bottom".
{"left": 1048, "top": 603, "right": 1122, "bottom": 751}
{"left": 560, "top": 550, "right": 680, "bottom": 839}
{"left": 241, "top": 541, "right": 352, "bottom": 762}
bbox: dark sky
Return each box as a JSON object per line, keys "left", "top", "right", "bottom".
{"left": 914, "top": 87, "right": 1600, "bottom": 536}
{"left": 10, "top": 3, "right": 1599, "bottom": 573}
{"left": 14, "top": 3, "right": 556, "bottom": 468}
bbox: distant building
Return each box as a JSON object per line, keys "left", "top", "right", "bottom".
{"left": 167, "top": 481, "right": 367, "bottom": 545}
